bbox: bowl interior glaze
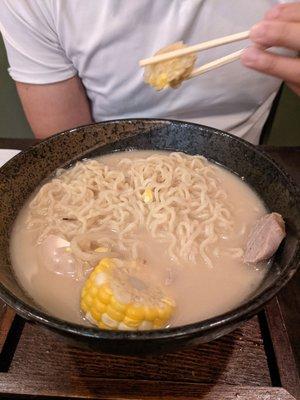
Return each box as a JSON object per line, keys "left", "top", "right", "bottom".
{"left": 0, "top": 119, "right": 299, "bottom": 353}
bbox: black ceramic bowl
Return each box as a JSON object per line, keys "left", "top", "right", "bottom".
{"left": 0, "top": 119, "right": 299, "bottom": 354}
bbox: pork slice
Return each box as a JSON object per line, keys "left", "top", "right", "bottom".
{"left": 244, "top": 213, "right": 286, "bottom": 264}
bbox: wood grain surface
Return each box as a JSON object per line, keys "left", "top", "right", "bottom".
{"left": 266, "top": 298, "right": 300, "bottom": 399}
{"left": 264, "top": 146, "right": 300, "bottom": 375}
{"left": 0, "top": 304, "right": 14, "bottom": 355}
{"left": 0, "top": 380, "right": 295, "bottom": 400}
{"left": 10, "top": 316, "right": 271, "bottom": 387}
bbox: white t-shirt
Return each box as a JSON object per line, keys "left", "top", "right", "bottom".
{"left": 0, "top": 0, "right": 290, "bottom": 143}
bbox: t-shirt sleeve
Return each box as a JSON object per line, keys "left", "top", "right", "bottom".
{"left": 0, "top": 0, "right": 77, "bottom": 84}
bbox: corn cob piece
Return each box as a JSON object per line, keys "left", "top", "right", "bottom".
{"left": 81, "top": 258, "right": 175, "bottom": 331}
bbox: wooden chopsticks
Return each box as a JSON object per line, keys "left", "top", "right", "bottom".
{"left": 139, "top": 30, "right": 250, "bottom": 67}
{"left": 139, "top": 30, "right": 250, "bottom": 81}
{"left": 188, "top": 48, "right": 245, "bottom": 78}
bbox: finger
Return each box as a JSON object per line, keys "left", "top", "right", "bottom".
{"left": 250, "top": 20, "right": 300, "bottom": 50}
{"left": 241, "top": 46, "right": 300, "bottom": 84}
{"left": 265, "top": 3, "right": 300, "bottom": 22}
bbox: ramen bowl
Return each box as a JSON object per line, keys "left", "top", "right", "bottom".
{"left": 0, "top": 119, "right": 299, "bottom": 354}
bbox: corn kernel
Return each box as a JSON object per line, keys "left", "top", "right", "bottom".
{"left": 106, "top": 305, "right": 124, "bottom": 322}
{"left": 142, "top": 187, "right": 153, "bottom": 204}
{"left": 98, "top": 321, "right": 111, "bottom": 330}
{"left": 118, "top": 322, "right": 135, "bottom": 331}
{"left": 123, "top": 316, "right": 142, "bottom": 328}
{"left": 85, "top": 280, "right": 92, "bottom": 289}
{"left": 110, "top": 296, "right": 127, "bottom": 313}
{"left": 93, "top": 298, "right": 107, "bottom": 314}
{"left": 84, "top": 295, "right": 93, "bottom": 306}
{"left": 102, "top": 313, "right": 118, "bottom": 328}
{"left": 126, "top": 306, "right": 145, "bottom": 320}
{"left": 90, "top": 286, "right": 98, "bottom": 297}
{"left": 81, "top": 300, "right": 88, "bottom": 313}
{"left": 94, "top": 264, "right": 102, "bottom": 272}
{"left": 89, "top": 270, "right": 98, "bottom": 280}
{"left": 102, "top": 284, "right": 112, "bottom": 296}
{"left": 86, "top": 312, "right": 97, "bottom": 325}
{"left": 97, "top": 285, "right": 112, "bottom": 304}
{"left": 100, "top": 258, "right": 115, "bottom": 270}
{"left": 91, "top": 307, "right": 101, "bottom": 321}
{"left": 144, "top": 307, "right": 158, "bottom": 321}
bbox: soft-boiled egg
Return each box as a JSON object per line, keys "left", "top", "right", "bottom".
{"left": 38, "top": 235, "right": 81, "bottom": 277}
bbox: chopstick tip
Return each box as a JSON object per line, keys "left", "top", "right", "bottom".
{"left": 139, "top": 60, "right": 147, "bottom": 67}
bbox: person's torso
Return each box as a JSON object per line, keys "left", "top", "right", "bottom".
{"left": 52, "top": 0, "right": 285, "bottom": 142}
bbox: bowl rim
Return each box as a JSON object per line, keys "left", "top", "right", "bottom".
{"left": 1, "top": 118, "right": 299, "bottom": 341}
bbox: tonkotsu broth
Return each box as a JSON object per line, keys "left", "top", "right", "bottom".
{"left": 10, "top": 150, "right": 267, "bottom": 327}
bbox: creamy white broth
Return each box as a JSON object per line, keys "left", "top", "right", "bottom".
{"left": 10, "top": 150, "right": 267, "bottom": 327}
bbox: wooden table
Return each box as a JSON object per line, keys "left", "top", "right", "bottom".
{"left": 0, "top": 139, "right": 299, "bottom": 400}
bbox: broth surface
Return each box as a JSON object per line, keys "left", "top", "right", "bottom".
{"left": 10, "top": 150, "right": 267, "bottom": 327}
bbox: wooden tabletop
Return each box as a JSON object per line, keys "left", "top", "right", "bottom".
{"left": 0, "top": 139, "right": 299, "bottom": 400}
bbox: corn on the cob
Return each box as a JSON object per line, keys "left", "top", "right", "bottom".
{"left": 81, "top": 258, "right": 175, "bottom": 330}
